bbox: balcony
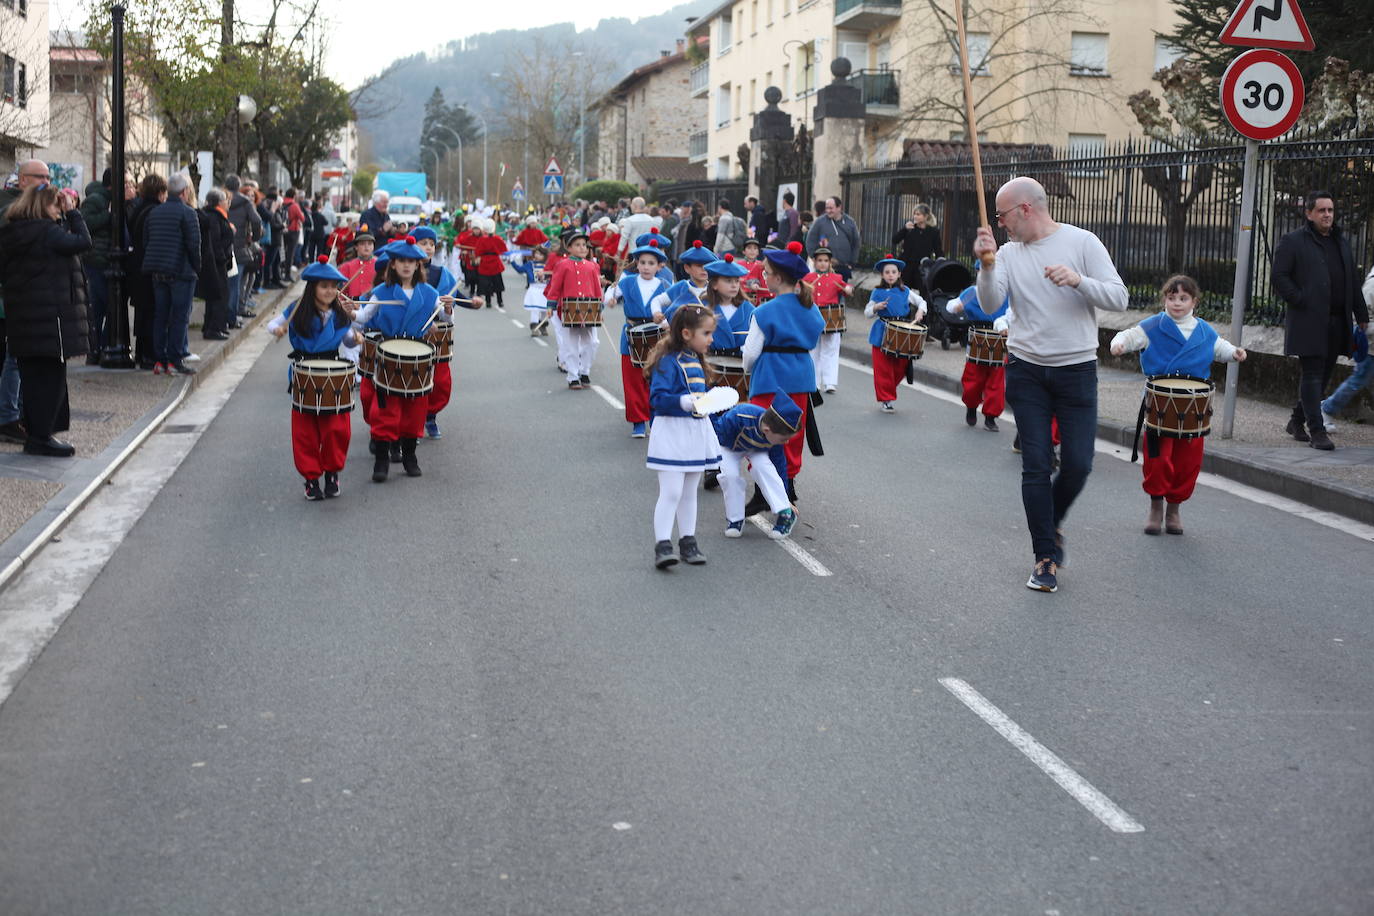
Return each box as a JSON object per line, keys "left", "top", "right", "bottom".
{"left": 834, "top": 0, "right": 901, "bottom": 31}
{"left": 690, "top": 62, "right": 709, "bottom": 98}
{"left": 848, "top": 68, "right": 900, "bottom": 116}
{"left": 688, "top": 130, "right": 708, "bottom": 163}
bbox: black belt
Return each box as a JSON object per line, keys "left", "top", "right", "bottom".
{"left": 708, "top": 347, "right": 742, "bottom": 357}
{"left": 763, "top": 345, "right": 809, "bottom": 354}
{"left": 288, "top": 348, "right": 340, "bottom": 361}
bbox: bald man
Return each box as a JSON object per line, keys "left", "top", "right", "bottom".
{"left": 0, "top": 159, "right": 50, "bottom": 221}
{"left": 974, "top": 176, "right": 1128, "bottom": 594}
{"left": 617, "top": 196, "right": 661, "bottom": 261}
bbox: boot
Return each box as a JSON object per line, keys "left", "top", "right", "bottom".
{"left": 654, "top": 539, "right": 678, "bottom": 569}
{"left": 372, "top": 440, "right": 390, "bottom": 482}
{"left": 1144, "top": 496, "right": 1164, "bottom": 535}
{"left": 678, "top": 535, "right": 706, "bottom": 565}
{"left": 400, "top": 437, "right": 422, "bottom": 477}
{"left": 703, "top": 469, "right": 720, "bottom": 491}
{"left": 1308, "top": 424, "right": 1335, "bottom": 451}
{"left": 743, "top": 487, "right": 770, "bottom": 517}
{"left": 1164, "top": 502, "right": 1183, "bottom": 535}
{"left": 1285, "top": 413, "right": 1310, "bottom": 442}
{"left": 389, "top": 441, "right": 402, "bottom": 463}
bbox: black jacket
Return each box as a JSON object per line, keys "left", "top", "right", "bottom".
{"left": 0, "top": 211, "right": 92, "bottom": 359}
{"left": 142, "top": 198, "right": 201, "bottom": 279}
{"left": 196, "top": 206, "right": 234, "bottom": 304}
{"left": 1272, "top": 221, "right": 1368, "bottom": 358}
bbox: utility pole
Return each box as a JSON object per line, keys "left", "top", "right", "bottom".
{"left": 215, "top": 0, "right": 236, "bottom": 178}
{"left": 102, "top": 2, "right": 135, "bottom": 368}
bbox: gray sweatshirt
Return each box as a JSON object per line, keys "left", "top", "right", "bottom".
{"left": 976, "top": 223, "right": 1128, "bottom": 367}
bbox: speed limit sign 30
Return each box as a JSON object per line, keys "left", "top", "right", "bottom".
{"left": 1221, "top": 48, "right": 1305, "bottom": 140}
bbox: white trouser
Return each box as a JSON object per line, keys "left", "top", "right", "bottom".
{"left": 654, "top": 470, "right": 702, "bottom": 541}
{"left": 564, "top": 326, "right": 598, "bottom": 381}
{"left": 525, "top": 305, "right": 545, "bottom": 326}
{"left": 550, "top": 311, "right": 568, "bottom": 366}
{"left": 811, "top": 332, "right": 842, "bottom": 389}
{"left": 720, "top": 449, "right": 790, "bottom": 522}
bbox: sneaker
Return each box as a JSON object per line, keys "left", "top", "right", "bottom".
{"left": 630, "top": 422, "right": 647, "bottom": 438}
{"left": 151, "top": 362, "right": 165, "bottom": 375}
{"left": 770, "top": 508, "right": 797, "bottom": 540}
{"left": 1309, "top": 426, "right": 1335, "bottom": 451}
{"left": 168, "top": 361, "right": 197, "bottom": 375}
{"left": 530, "top": 327, "right": 539, "bottom": 337}
{"left": 1012, "top": 433, "right": 1022, "bottom": 454}
{"left": 580, "top": 374, "right": 591, "bottom": 386}
{"left": 1321, "top": 410, "right": 1337, "bottom": 432}
{"left": 1053, "top": 530, "right": 1068, "bottom": 568}
{"left": 540, "top": 325, "right": 549, "bottom": 337}
{"left": 880, "top": 401, "right": 895, "bottom": 413}
{"left": 303, "top": 478, "right": 324, "bottom": 501}
{"left": 703, "top": 469, "right": 720, "bottom": 490}
{"left": 183, "top": 353, "right": 201, "bottom": 363}
{"left": 724, "top": 520, "right": 745, "bottom": 538}
{"left": 425, "top": 418, "right": 442, "bottom": 439}
{"left": 1026, "top": 558, "right": 1058, "bottom": 593}
{"left": 1284, "top": 416, "right": 1310, "bottom": 443}
{"left": 323, "top": 472, "right": 340, "bottom": 498}
{"left": 679, "top": 535, "right": 707, "bottom": 565}
{"left": 983, "top": 415, "right": 998, "bottom": 432}
{"left": 966, "top": 406, "right": 978, "bottom": 426}
{"left": 654, "top": 539, "right": 678, "bottom": 569}
{"left": 825, "top": 385, "right": 836, "bottom": 394}
{"left": 240, "top": 309, "right": 257, "bottom": 319}
{"left": 568, "top": 379, "right": 583, "bottom": 390}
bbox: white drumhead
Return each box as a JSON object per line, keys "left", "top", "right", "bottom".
{"left": 296, "top": 359, "right": 351, "bottom": 372}
{"left": 379, "top": 338, "right": 435, "bottom": 358}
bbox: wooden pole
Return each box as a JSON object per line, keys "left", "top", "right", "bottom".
{"left": 953, "top": 0, "right": 994, "bottom": 264}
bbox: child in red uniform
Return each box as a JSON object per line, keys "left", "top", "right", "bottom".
{"left": 863, "top": 256, "right": 927, "bottom": 412}
{"left": 802, "top": 246, "right": 853, "bottom": 393}
{"left": 739, "top": 238, "right": 772, "bottom": 304}
{"left": 545, "top": 231, "right": 606, "bottom": 389}
{"left": 473, "top": 217, "right": 508, "bottom": 308}
{"left": 946, "top": 279, "right": 1010, "bottom": 431}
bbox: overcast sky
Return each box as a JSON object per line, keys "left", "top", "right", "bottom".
{"left": 52, "top": 0, "right": 674, "bottom": 85}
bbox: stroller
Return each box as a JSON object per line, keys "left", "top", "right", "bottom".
{"left": 920, "top": 257, "right": 975, "bottom": 350}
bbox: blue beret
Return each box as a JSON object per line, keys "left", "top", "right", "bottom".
{"left": 763, "top": 246, "right": 809, "bottom": 282}
{"left": 410, "top": 226, "right": 438, "bottom": 242}
{"left": 301, "top": 257, "right": 347, "bottom": 283}
{"left": 705, "top": 256, "right": 748, "bottom": 278}
{"left": 679, "top": 241, "right": 716, "bottom": 265}
{"left": 874, "top": 255, "right": 906, "bottom": 272}
{"left": 629, "top": 242, "right": 667, "bottom": 262}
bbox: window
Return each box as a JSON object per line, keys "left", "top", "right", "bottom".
{"left": 766, "top": 0, "right": 773, "bottom": 24}
{"left": 16, "top": 62, "right": 24, "bottom": 107}
{"left": 782, "top": 63, "right": 790, "bottom": 96}
{"left": 716, "top": 156, "right": 731, "bottom": 181}
{"left": 735, "top": 10, "right": 743, "bottom": 43}
{"left": 716, "top": 83, "right": 731, "bottom": 128}
{"left": 718, "top": 16, "right": 733, "bottom": 53}
{"left": 783, "top": 0, "right": 790, "bottom": 15}
{"left": 1068, "top": 133, "right": 1107, "bottom": 176}
{"left": 949, "top": 32, "right": 990, "bottom": 76}
{"left": 17, "top": 0, "right": 25, "bottom": 15}
{"left": 750, "top": 0, "right": 758, "bottom": 34}
{"left": 797, "top": 41, "right": 817, "bottom": 96}
{"left": 734, "top": 83, "right": 742, "bottom": 120}
{"left": 1, "top": 55, "right": 14, "bottom": 104}
{"left": 749, "top": 78, "right": 757, "bottom": 114}
{"left": 839, "top": 39, "right": 868, "bottom": 70}
{"left": 1070, "top": 32, "right": 1109, "bottom": 77}
{"left": 1153, "top": 37, "right": 1183, "bottom": 73}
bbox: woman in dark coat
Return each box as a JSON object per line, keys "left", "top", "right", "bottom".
{"left": 129, "top": 174, "right": 168, "bottom": 368}
{"left": 891, "top": 203, "right": 943, "bottom": 291}
{"left": 197, "top": 189, "right": 235, "bottom": 339}
{"left": 0, "top": 185, "right": 92, "bottom": 456}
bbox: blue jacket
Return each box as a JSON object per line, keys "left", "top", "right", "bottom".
{"left": 366, "top": 283, "right": 441, "bottom": 338}
{"left": 141, "top": 199, "right": 201, "bottom": 279}
{"left": 649, "top": 350, "right": 709, "bottom": 418}
{"left": 710, "top": 300, "right": 754, "bottom": 354}
{"left": 617, "top": 274, "right": 669, "bottom": 355}
{"left": 1137, "top": 312, "right": 1219, "bottom": 379}
{"left": 867, "top": 287, "right": 914, "bottom": 348}
{"left": 748, "top": 292, "right": 824, "bottom": 397}
{"left": 957, "top": 285, "right": 1008, "bottom": 323}
{"left": 287, "top": 304, "right": 353, "bottom": 356}
{"left": 660, "top": 279, "right": 706, "bottom": 321}
{"left": 712, "top": 403, "right": 772, "bottom": 453}
{"left": 425, "top": 263, "right": 461, "bottom": 296}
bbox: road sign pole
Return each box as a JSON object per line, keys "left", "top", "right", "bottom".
{"left": 1221, "top": 137, "right": 1259, "bottom": 439}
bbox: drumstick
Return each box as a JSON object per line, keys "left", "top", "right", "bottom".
{"left": 954, "top": 0, "right": 994, "bottom": 266}
{"left": 418, "top": 303, "right": 446, "bottom": 334}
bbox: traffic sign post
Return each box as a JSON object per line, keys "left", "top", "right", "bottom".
{"left": 544, "top": 156, "right": 562, "bottom": 176}
{"left": 1220, "top": 48, "right": 1305, "bottom": 141}
{"left": 1220, "top": 0, "right": 1314, "bottom": 50}
{"left": 543, "top": 174, "right": 564, "bottom": 196}
{"left": 511, "top": 180, "right": 525, "bottom": 201}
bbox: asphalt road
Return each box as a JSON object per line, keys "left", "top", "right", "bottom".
{"left": 0, "top": 288, "right": 1370, "bottom": 915}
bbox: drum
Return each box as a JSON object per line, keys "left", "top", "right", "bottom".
{"left": 879, "top": 320, "right": 927, "bottom": 359}
{"left": 426, "top": 320, "right": 454, "bottom": 363}
{"left": 820, "top": 303, "right": 846, "bottom": 333}
{"left": 627, "top": 322, "right": 663, "bottom": 368}
{"left": 966, "top": 326, "right": 1007, "bottom": 366}
{"left": 707, "top": 354, "right": 751, "bottom": 403}
{"left": 291, "top": 359, "right": 356, "bottom": 415}
{"left": 1144, "top": 375, "right": 1214, "bottom": 439}
{"left": 357, "top": 330, "right": 383, "bottom": 379}
{"left": 562, "top": 297, "right": 604, "bottom": 327}
{"left": 374, "top": 338, "right": 436, "bottom": 397}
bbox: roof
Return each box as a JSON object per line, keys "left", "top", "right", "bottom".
{"left": 632, "top": 157, "right": 706, "bottom": 183}
{"left": 897, "top": 139, "right": 1072, "bottom": 196}
{"left": 900, "top": 139, "right": 1057, "bottom": 164}
{"left": 51, "top": 48, "right": 104, "bottom": 64}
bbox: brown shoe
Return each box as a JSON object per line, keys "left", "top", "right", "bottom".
{"left": 1144, "top": 497, "right": 1164, "bottom": 536}
{"left": 1164, "top": 502, "right": 1183, "bottom": 535}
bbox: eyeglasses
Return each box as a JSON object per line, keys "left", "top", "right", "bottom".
{"left": 994, "top": 203, "right": 1026, "bottom": 222}
{"left": 21, "top": 172, "right": 49, "bottom": 180}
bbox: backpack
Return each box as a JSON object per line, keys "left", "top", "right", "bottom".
{"left": 270, "top": 203, "right": 286, "bottom": 232}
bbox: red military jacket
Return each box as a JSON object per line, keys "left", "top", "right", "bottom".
{"left": 544, "top": 257, "right": 603, "bottom": 319}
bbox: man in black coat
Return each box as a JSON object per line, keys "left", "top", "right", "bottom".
{"left": 1272, "top": 190, "right": 1370, "bottom": 451}
{"left": 745, "top": 196, "right": 773, "bottom": 244}
{"left": 142, "top": 173, "right": 201, "bottom": 375}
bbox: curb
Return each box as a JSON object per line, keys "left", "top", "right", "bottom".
{"left": 0, "top": 285, "right": 297, "bottom": 593}
{"left": 837, "top": 338, "right": 1374, "bottom": 527}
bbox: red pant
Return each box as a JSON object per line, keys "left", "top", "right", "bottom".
{"left": 750, "top": 391, "right": 808, "bottom": 479}
{"left": 428, "top": 362, "right": 452, "bottom": 417}
{"left": 1142, "top": 434, "right": 1205, "bottom": 503}
{"left": 291, "top": 410, "right": 351, "bottom": 479}
{"left": 871, "top": 347, "right": 909, "bottom": 402}
{"left": 961, "top": 360, "right": 1006, "bottom": 416}
{"left": 360, "top": 377, "right": 376, "bottom": 425}
{"left": 368, "top": 389, "right": 428, "bottom": 441}
{"left": 621, "top": 354, "right": 650, "bottom": 424}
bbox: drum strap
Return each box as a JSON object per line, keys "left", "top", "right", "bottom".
{"left": 288, "top": 348, "right": 341, "bottom": 361}
{"left": 1130, "top": 395, "right": 1147, "bottom": 463}
{"left": 805, "top": 390, "right": 824, "bottom": 457}
{"left": 763, "top": 346, "right": 809, "bottom": 354}
{"left": 708, "top": 347, "right": 743, "bottom": 357}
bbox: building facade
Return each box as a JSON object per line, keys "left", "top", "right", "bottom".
{"left": 0, "top": 0, "right": 49, "bottom": 174}
{"left": 685, "top": 0, "right": 1181, "bottom": 181}
{"left": 589, "top": 39, "right": 707, "bottom": 191}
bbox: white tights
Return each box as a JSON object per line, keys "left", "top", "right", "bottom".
{"left": 653, "top": 470, "right": 702, "bottom": 542}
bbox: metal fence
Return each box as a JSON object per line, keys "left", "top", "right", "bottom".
{"left": 842, "top": 126, "right": 1374, "bottom": 326}
{"left": 651, "top": 179, "right": 748, "bottom": 213}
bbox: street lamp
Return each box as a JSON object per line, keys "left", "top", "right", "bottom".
{"left": 460, "top": 104, "right": 489, "bottom": 204}
{"left": 426, "top": 121, "right": 464, "bottom": 205}
{"left": 423, "top": 141, "right": 451, "bottom": 203}
{"left": 572, "top": 51, "right": 586, "bottom": 189}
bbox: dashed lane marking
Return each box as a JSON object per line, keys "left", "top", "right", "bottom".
{"left": 747, "top": 515, "right": 833, "bottom": 576}
{"left": 589, "top": 384, "right": 625, "bottom": 411}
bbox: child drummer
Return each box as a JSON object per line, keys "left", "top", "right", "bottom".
{"left": 267, "top": 257, "right": 358, "bottom": 501}
{"left": 946, "top": 271, "right": 1009, "bottom": 430}
{"left": 739, "top": 238, "right": 773, "bottom": 304}
{"left": 713, "top": 393, "right": 801, "bottom": 539}
{"left": 544, "top": 230, "right": 605, "bottom": 390}
{"left": 651, "top": 240, "right": 716, "bottom": 324}
{"left": 864, "top": 255, "right": 927, "bottom": 413}
{"left": 1110, "top": 274, "right": 1245, "bottom": 536}
{"left": 803, "top": 246, "right": 853, "bottom": 394}
{"left": 603, "top": 238, "right": 671, "bottom": 437}
{"left": 412, "top": 225, "right": 482, "bottom": 440}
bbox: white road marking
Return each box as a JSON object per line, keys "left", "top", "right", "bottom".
{"left": 601, "top": 322, "right": 617, "bottom": 349}
{"left": 533, "top": 338, "right": 549, "bottom": 348}
{"left": 510, "top": 319, "right": 524, "bottom": 329}
{"left": 590, "top": 384, "right": 624, "bottom": 411}
{"left": 939, "top": 677, "right": 1144, "bottom": 834}
{"left": 495, "top": 305, "right": 507, "bottom": 314}
{"left": 747, "top": 514, "right": 833, "bottom": 576}
{"left": 838, "top": 355, "right": 1374, "bottom": 542}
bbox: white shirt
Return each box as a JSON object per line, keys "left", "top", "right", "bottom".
{"left": 617, "top": 212, "right": 662, "bottom": 256}
{"left": 864, "top": 288, "right": 927, "bottom": 320}
{"left": 650, "top": 282, "right": 706, "bottom": 321}
{"left": 604, "top": 275, "right": 663, "bottom": 311}
{"left": 1110, "top": 311, "right": 1240, "bottom": 362}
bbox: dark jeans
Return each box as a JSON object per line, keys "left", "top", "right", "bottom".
{"left": 1004, "top": 356, "right": 1098, "bottom": 561}
{"left": 132, "top": 277, "right": 155, "bottom": 365}
{"left": 1294, "top": 319, "right": 1344, "bottom": 429}
{"left": 283, "top": 231, "right": 301, "bottom": 274}
{"left": 84, "top": 263, "right": 109, "bottom": 355}
{"left": 151, "top": 275, "right": 196, "bottom": 364}
{"left": 264, "top": 239, "right": 282, "bottom": 284}
{"left": 16, "top": 356, "right": 69, "bottom": 441}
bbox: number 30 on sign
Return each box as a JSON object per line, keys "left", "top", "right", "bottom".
{"left": 1220, "top": 48, "right": 1305, "bottom": 141}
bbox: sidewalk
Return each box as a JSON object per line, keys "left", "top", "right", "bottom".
{"left": 0, "top": 284, "right": 297, "bottom": 584}
{"left": 837, "top": 330, "right": 1374, "bottom": 526}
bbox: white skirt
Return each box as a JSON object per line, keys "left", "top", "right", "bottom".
{"left": 524, "top": 281, "right": 549, "bottom": 309}
{"left": 646, "top": 415, "right": 722, "bottom": 471}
